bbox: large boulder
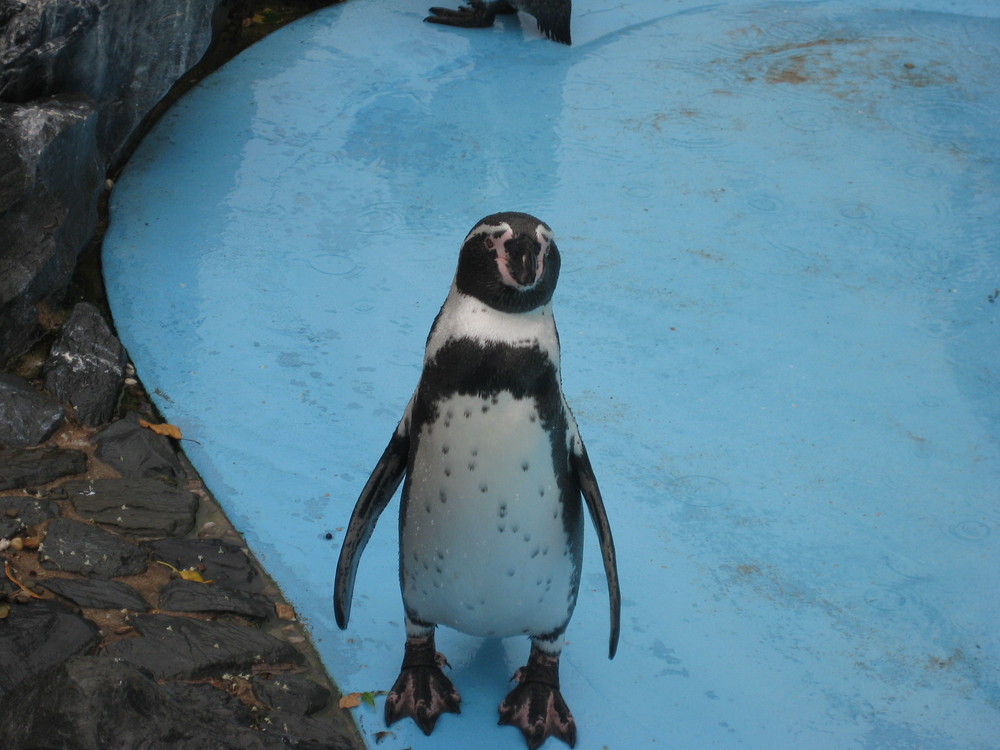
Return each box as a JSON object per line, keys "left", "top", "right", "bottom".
{"left": 0, "top": 0, "right": 223, "bottom": 366}
{"left": 0, "top": 0, "right": 219, "bottom": 164}
{"left": 0, "top": 95, "right": 102, "bottom": 363}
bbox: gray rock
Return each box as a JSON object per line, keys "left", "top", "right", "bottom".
{"left": 0, "top": 0, "right": 219, "bottom": 366}
{"left": 0, "top": 445, "right": 87, "bottom": 490}
{"left": 56, "top": 477, "right": 198, "bottom": 537}
{"left": 0, "top": 655, "right": 291, "bottom": 750}
{"left": 103, "top": 613, "right": 304, "bottom": 680}
{"left": 0, "top": 95, "right": 102, "bottom": 366}
{"left": 253, "top": 673, "right": 331, "bottom": 716}
{"left": 43, "top": 301, "right": 126, "bottom": 425}
{"left": 0, "top": 495, "right": 60, "bottom": 538}
{"left": 41, "top": 576, "right": 150, "bottom": 612}
{"left": 94, "top": 411, "right": 185, "bottom": 479}
{"left": 161, "top": 679, "right": 257, "bottom": 728}
{"left": 159, "top": 578, "right": 273, "bottom": 619}
{"left": 0, "top": 373, "right": 65, "bottom": 447}
{"left": 147, "top": 537, "right": 264, "bottom": 592}
{"left": 261, "top": 709, "right": 359, "bottom": 750}
{"left": 0, "top": 599, "right": 101, "bottom": 698}
{"left": 0, "top": 0, "right": 217, "bottom": 163}
{"left": 39, "top": 517, "right": 148, "bottom": 577}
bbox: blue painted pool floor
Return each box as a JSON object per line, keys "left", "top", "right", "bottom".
{"left": 103, "top": 1, "right": 1000, "bottom": 748}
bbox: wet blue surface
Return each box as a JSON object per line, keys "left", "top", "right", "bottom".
{"left": 103, "top": 1, "right": 1000, "bottom": 747}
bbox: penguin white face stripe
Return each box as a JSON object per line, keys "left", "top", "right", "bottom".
{"left": 465, "top": 220, "right": 553, "bottom": 290}
{"left": 462, "top": 221, "right": 510, "bottom": 246}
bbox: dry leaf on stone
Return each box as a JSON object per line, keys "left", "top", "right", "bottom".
{"left": 156, "top": 560, "right": 213, "bottom": 583}
{"left": 138, "top": 419, "right": 182, "bottom": 440}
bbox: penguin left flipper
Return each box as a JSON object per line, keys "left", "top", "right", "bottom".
{"left": 571, "top": 439, "right": 621, "bottom": 659}
{"left": 334, "top": 414, "right": 411, "bottom": 629}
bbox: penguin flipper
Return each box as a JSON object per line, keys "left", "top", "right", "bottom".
{"left": 520, "top": 0, "right": 572, "bottom": 45}
{"left": 333, "top": 421, "right": 410, "bottom": 629}
{"left": 571, "top": 440, "right": 621, "bottom": 659}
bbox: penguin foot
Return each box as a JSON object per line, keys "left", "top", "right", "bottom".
{"left": 498, "top": 649, "right": 576, "bottom": 749}
{"left": 384, "top": 637, "right": 461, "bottom": 735}
{"left": 425, "top": 0, "right": 515, "bottom": 29}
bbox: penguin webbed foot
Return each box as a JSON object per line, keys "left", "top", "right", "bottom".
{"left": 385, "top": 638, "right": 461, "bottom": 735}
{"left": 425, "top": 0, "right": 515, "bottom": 29}
{"left": 498, "top": 650, "right": 576, "bottom": 749}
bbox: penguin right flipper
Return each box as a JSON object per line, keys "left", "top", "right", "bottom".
{"left": 519, "top": 0, "right": 572, "bottom": 45}
{"left": 571, "top": 439, "right": 621, "bottom": 659}
{"left": 333, "top": 414, "right": 411, "bottom": 629}
{"left": 425, "top": 0, "right": 515, "bottom": 29}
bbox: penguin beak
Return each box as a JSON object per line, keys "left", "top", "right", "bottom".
{"left": 504, "top": 235, "right": 543, "bottom": 288}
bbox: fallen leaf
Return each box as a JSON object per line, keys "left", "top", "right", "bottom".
{"left": 339, "top": 690, "right": 385, "bottom": 710}
{"left": 339, "top": 693, "right": 363, "bottom": 709}
{"left": 374, "top": 731, "right": 396, "bottom": 744}
{"left": 156, "top": 560, "right": 213, "bottom": 583}
{"left": 139, "top": 419, "right": 182, "bottom": 440}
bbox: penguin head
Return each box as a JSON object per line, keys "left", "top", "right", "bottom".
{"left": 454, "top": 212, "right": 561, "bottom": 313}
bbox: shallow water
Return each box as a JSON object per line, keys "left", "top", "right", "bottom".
{"left": 104, "top": 1, "right": 1000, "bottom": 747}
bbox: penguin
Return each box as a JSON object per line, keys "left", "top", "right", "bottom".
{"left": 334, "top": 212, "right": 619, "bottom": 749}
{"left": 425, "top": 0, "right": 572, "bottom": 46}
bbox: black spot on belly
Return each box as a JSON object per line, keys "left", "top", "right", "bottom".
{"left": 444, "top": 466, "right": 451, "bottom": 477}
{"left": 539, "top": 487, "right": 545, "bottom": 497}
{"left": 523, "top": 532, "right": 532, "bottom": 542}
{"left": 464, "top": 409, "right": 472, "bottom": 418}
{"left": 468, "top": 461, "right": 476, "bottom": 471}
{"left": 498, "top": 503, "right": 507, "bottom": 518}
{"left": 506, "top": 568, "right": 515, "bottom": 577}
{"left": 470, "top": 447, "right": 478, "bottom": 457}
{"left": 439, "top": 490, "right": 447, "bottom": 503}
{"left": 480, "top": 483, "right": 488, "bottom": 493}
{"left": 481, "top": 405, "right": 489, "bottom": 414}
{"left": 521, "top": 461, "right": 530, "bottom": 472}
{"left": 442, "top": 444, "right": 450, "bottom": 455}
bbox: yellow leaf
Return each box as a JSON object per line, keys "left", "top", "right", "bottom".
{"left": 179, "top": 568, "right": 212, "bottom": 583}
{"left": 156, "top": 560, "right": 213, "bottom": 584}
{"left": 139, "top": 419, "right": 182, "bottom": 440}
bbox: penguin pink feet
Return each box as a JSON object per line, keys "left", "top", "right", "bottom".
{"left": 384, "top": 634, "right": 461, "bottom": 734}
{"left": 498, "top": 647, "right": 576, "bottom": 749}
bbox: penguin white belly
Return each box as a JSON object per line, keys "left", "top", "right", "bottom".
{"left": 401, "top": 390, "right": 576, "bottom": 638}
